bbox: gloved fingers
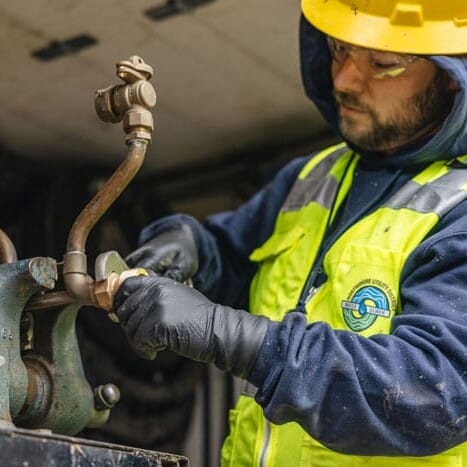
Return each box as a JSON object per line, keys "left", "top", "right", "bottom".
{"left": 150, "top": 252, "right": 177, "bottom": 272}
{"left": 165, "top": 269, "right": 185, "bottom": 282}
{"left": 122, "top": 295, "right": 152, "bottom": 332}
{"left": 114, "top": 294, "right": 138, "bottom": 327}
{"left": 113, "top": 275, "right": 149, "bottom": 311}
{"left": 164, "top": 255, "right": 197, "bottom": 281}
{"left": 130, "top": 311, "right": 167, "bottom": 354}
{"left": 117, "top": 289, "right": 165, "bottom": 360}
{"left": 116, "top": 277, "right": 168, "bottom": 359}
{"left": 126, "top": 249, "right": 170, "bottom": 272}
{"left": 115, "top": 275, "right": 170, "bottom": 326}
{"left": 127, "top": 249, "right": 181, "bottom": 276}
{"left": 151, "top": 254, "right": 196, "bottom": 282}
{"left": 125, "top": 246, "right": 153, "bottom": 268}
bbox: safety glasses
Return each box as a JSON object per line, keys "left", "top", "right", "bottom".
{"left": 327, "top": 37, "right": 424, "bottom": 80}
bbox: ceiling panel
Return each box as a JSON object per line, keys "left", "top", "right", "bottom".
{"left": 0, "top": 1, "right": 328, "bottom": 174}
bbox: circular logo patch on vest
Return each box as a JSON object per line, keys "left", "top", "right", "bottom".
{"left": 341, "top": 279, "right": 394, "bottom": 332}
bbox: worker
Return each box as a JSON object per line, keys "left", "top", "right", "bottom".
{"left": 114, "top": 1, "right": 467, "bottom": 465}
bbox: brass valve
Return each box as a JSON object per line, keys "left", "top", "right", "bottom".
{"left": 95, "top": 56, "right": 156, "bottom": 142}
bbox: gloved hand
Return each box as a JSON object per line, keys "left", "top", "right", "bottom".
{"left": 114, "top": 275, "right": 270, "bottom": 378}
{"left": 125, "top": 224, "right": 198, "bottom": 283}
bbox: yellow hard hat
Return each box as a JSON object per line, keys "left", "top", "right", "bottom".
{"left": 301, "top": 0, "right": 467, "bottom": 55}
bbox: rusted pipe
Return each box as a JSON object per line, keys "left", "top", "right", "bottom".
{"left": 0, "top": 229, "right": 17, "bottom": 264}
{"left": 66, "top": 140, "right": 147, "bottom": 252}
{"left": 25, "top": 291, "right": 76, "bottom": 312}
{"left": 63, "top": 139, "right": 148, "bottom": 304}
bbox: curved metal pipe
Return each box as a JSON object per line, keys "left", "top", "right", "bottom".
{"left": 63, "top": 139, "right": 148, "bottom": 303}
{"left": 25, "top": 291, "right": 75, "bottom": 312}
{"left": 0, "top": 229, "right": 18, "bottom": 264}
{"left": 66, "top": 140, "right": 147, "bottom": 252}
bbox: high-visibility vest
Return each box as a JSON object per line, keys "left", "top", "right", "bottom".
{"left": 221, "top": 143, "right": 467, "bottom": 466}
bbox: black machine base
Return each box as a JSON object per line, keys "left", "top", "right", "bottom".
{"left": 0, "top": 426, "right": 189, "bottom": 466}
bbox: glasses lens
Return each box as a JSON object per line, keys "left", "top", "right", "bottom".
{"left": 327, "top": 37, "right": 420, "bottom": 79}
{"left": 327, "top": 37, "right": 349, "bottom": 63}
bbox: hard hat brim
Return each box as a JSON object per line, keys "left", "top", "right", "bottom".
{"left": 302, "top": 0, "right": 467, "bottom": 55}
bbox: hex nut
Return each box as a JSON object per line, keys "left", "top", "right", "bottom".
{"left": 95, "top": 87, "right": 121, "bottom": 123}
{"left": 93, "top": 272, "right": 121, "bottom": 311}
{"left": 123, "top": 108, "right": 154, "bottom": 132}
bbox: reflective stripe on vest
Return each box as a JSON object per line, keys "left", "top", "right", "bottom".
{"left": 221, "top": 144, "right": 467, "bottom": 467}
{"left": 281, "top": 144, "right": 349, "bottom": 212}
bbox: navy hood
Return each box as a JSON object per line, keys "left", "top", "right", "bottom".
{"left": 299, "top": 15, "right": 467, "bottom": 168}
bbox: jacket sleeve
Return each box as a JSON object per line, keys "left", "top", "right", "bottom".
{"left": 138, "top": 156, "right": 310, "bottom": 308}
{"left": 247, "top": 203, "right": 467, "bottom": 456}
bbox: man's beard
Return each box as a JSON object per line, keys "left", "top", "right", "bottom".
{"left": 334, "top": 69, "right": 455, "bottom": 152}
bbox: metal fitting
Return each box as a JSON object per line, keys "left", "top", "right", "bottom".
{"left": 123, "top": 108, "right": 154, "bottom": 142}
{"left": 117, "top": 55, "right": 153, "bottom": 83}
{"left": 93, "top": 272, "right": 120, "bottom": 312}
{"left": 92, "top": 268, "right": 149, "bottom": 319}
{"left": 94, "top": 384, "right": 120, "bottom": 411}
{"left": 95, "top": 56, "right": 156, "bottom": 142}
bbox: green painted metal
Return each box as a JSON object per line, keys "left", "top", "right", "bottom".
{"left": 0, "top": 257, "right": 96, "bottom": 436}
{"left": 29, "top": 304, "right": 95, "bottom": 435}
{"left": 0, "top": 258, "right": 57, "bottom": 421}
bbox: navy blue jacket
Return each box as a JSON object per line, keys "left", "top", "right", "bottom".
{"left": 141, "top": 18, "right": 467, "bottom": 456}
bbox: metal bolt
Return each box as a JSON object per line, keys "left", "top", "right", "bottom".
{"left": 94, "top": 384, "right": 120, "bottom": 410}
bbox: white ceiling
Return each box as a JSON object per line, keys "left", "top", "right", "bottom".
{"left": 0, "top": 0, "right": 328, "bottom": 175}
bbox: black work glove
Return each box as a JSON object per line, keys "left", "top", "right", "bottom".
{"left": 125, "top": 224, "right": 198, "bottom": 282}
{"left": 114, "top": 275, "right": 270, "bottom": 378}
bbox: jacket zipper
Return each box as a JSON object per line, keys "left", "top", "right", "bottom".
{"left": 296, "top": 154, "right": 357, "bottom": 313}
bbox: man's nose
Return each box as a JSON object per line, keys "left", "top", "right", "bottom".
{"left": 332, "top": 56, "right": 366, "bottom": 94}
